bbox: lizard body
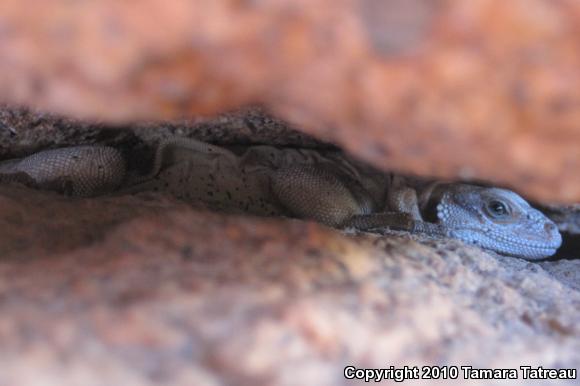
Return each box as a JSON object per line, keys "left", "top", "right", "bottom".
{"left": 0, "top": 138, "right": 562, "bottom": 259}
{"left": 0, "top": 146, "right": 126, "bottom": 196}
{"left": 124, "top": 138, "right": 390, "bottom": 220}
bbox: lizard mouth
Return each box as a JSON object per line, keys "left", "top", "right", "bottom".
{"left": 451, "top": 227, "right": 562, "bottom": 260}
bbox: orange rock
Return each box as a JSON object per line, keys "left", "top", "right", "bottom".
{"left": 0, "top": 0, "right": 578, "bottom": 201}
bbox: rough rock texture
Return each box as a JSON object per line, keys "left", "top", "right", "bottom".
{"left": 0, "top": 0, "right": 578, "bottom": 202}
{"left": 0, "top": 106, "right": 324, "bottom": 158}
{"left": 540, "top": 259, "right": 580, "bottom": 292}
{"left": 0, "top": 185, "right": 578, "bottom": 386}
{"left": 544, "top": 204, "right": 580, "bottom": 234}
{"left": 0, "top": 106, "right": 129, "bottom": 158}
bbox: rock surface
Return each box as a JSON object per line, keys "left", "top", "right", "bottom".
{"left": 0, "top": 2, "right": 578, "bottom": 384}
{"left": 0, "top": 1, "right": 578, "bottom": 201}
{"left": 0, "top": 185, "right": 578, "bottom": 386}
{"left": 0, "top": 106, "right": 323, "bottom": 157}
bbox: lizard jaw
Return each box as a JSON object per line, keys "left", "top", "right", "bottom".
{"left": 447, "top": 226, "right": 562, "bottom": 260}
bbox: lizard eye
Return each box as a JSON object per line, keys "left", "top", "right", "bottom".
{"left": 486, "top": 200, "right": 510, "bottom": 218}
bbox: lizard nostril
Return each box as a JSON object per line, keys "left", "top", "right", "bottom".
{"left": 544, "top": 222, "right": 557, "bottom": 233}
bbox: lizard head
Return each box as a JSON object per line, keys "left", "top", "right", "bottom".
{"left": 429, "top": 184, "right": 562, "bottom": 260}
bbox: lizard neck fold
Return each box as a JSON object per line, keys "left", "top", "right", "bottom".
{"left": 417, "top": 181, "right": 449, "bottom": 223}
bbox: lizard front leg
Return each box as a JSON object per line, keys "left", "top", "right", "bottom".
{"left": 345, "top": 213, "right": 448, "bottom": 236}
{"left": 387, "top": 176, "right": 423, "bottom": 221}
{"left": 271, "top": 164, "right": 449, "bottom": 237}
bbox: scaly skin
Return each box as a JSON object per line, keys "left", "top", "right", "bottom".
{"left": 428, "top": 184, "right": 562, "bottom": 259}
{"left": 0, "top": 139, "right": 562, "bottom": 259}
{"left": 0, "top": 146, "right": 126, "bottom": 196}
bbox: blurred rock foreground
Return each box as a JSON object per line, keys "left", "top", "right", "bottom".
{"left": 0, "top": 186, "right": 579, "bottom": 386}
{"left": 0, "top": 0, "right": 579, "bottom": 385}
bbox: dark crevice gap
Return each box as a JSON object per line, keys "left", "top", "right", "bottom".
{"left": 549, "top": 232, "right": 580, "bottom": 260}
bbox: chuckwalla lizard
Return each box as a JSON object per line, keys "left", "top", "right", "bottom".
{"left": 0, "top": 138, "right": 562, "bottom": 260}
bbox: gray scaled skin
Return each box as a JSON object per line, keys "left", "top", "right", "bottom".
{"left": 0, "top": 138, "right": 562, "bottom": 260}
{"left": 0, "top": 146, "right": 126, "bottom": 196}
{"left": 421, "top": 183, "right": 562, "bottom": 259}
